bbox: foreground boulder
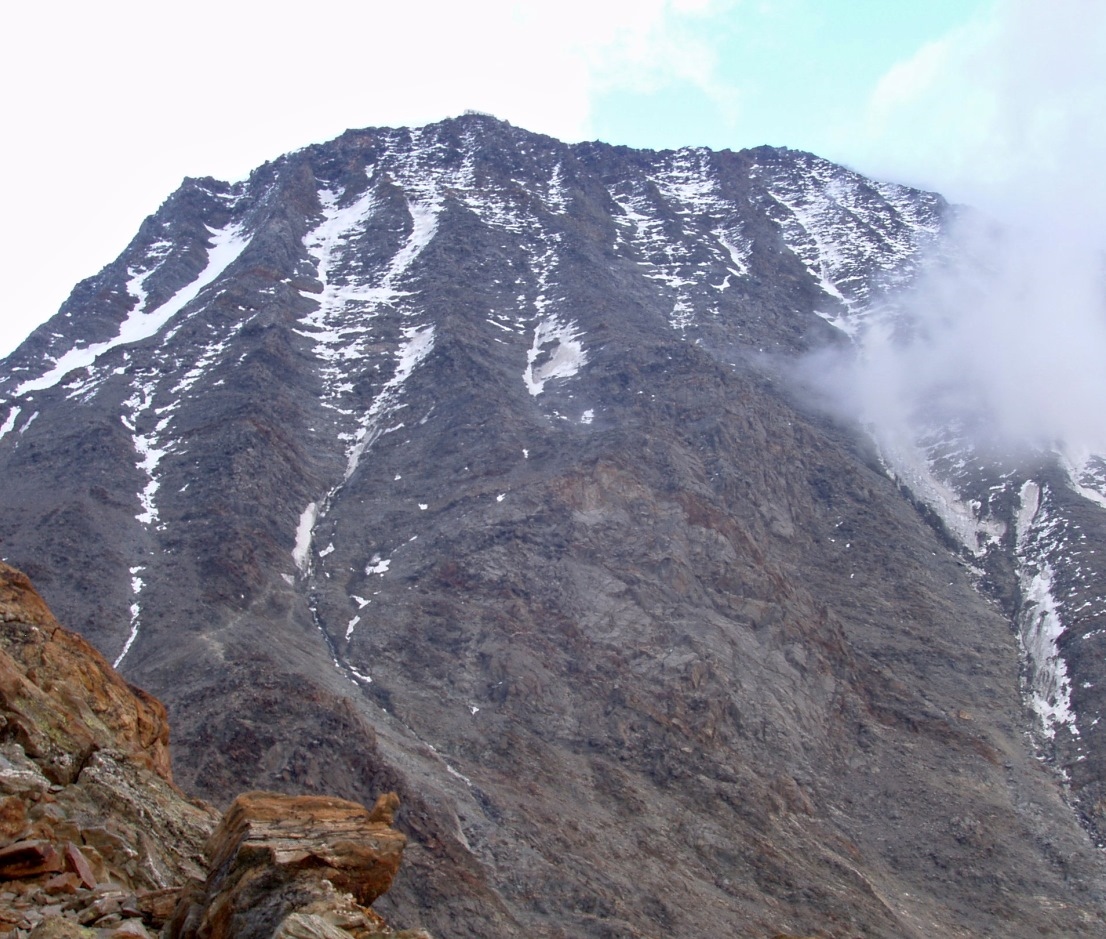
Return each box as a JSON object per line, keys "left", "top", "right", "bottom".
{"left": 170, "top": 791, "right": 408, "bottom": 939}
{"left": 0, "top": 563, "right": 423, "bottom": 937}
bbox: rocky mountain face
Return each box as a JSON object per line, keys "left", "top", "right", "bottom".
{"left": 2, "top": 114, "right": 1106, "bottom": 937}
{"left": 0, "top": 560, "right": 417, "bottom": 938}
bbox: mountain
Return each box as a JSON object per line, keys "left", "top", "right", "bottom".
{"left": 2, "top": 113, "right": 1106, "bottom": 937}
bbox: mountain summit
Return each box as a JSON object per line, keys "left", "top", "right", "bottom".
{"left": 2, "top": 114, "right": 1106, "bottom": 937}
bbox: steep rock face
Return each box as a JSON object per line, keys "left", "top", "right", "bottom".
{"left": 0, "top": 116, "right": 1105, "bottom": 936}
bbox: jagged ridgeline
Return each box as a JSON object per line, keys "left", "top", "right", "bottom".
{"left": 2, "top": 114, "right": 1106, "bottom": 938}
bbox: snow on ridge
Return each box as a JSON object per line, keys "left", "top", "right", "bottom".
{"left": 649, "top": 150, "right": 752, "bottom": 277}
{"left": 525, "top": 317, "right": 585, "bottom": 395}
{"left": 765, "top": 180, "right": 853, "bottom": 305}
{"left": 872, "top": 180, "right": 944, "bottom": 240}
{"left": 609, "top": 186, "right": 702, "bottom": 331}
{"left": 761, "top": 156, "right": 942, "bottom": 325}
{"left": 650, "top": 148, "right": 715, "bottom": 209}
{"left": 546, "top": 162, "right": 570, "bottom": 214}
{"left": 15, "top": 221, "right": 251, "bottom": 397}
{"left": 609, "top": 152, "right": 752, "bottom": 332}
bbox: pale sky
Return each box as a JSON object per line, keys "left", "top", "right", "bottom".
{"left": 2, "top": 0, "right": 1104, "bottom": 358}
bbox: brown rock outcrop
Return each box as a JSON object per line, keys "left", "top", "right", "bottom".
{"left": 171, "top": 791, "right": 406, "bottom": 939}
{"left": 0, "top": 563, "right": 424, "bottom": 938}
{"left": 0, "top": 563, "right": 171, "bottom": 784}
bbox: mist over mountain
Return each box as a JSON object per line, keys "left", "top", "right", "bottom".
{"left": 816, "top": 213, "right": 1106, "bottom": 457}
{"left": 2, "top": 115, "right": 1106, "bottom": 937}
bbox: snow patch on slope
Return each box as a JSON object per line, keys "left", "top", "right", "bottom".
{"left": 874, "top": 429, "right": 1004, "bottom": 556}
{"left": 0, "top": 406, "right": 20, "bottom": 443}
{"left": 293, "top": 502, "right": 319, "bottom": 573}
{"left": 114, "top": 565, "right": 145, "bottom": 668}
{"left": 609, "top": 149, "right": 752, "bottom": 332}
{"left": 1058, "top": 447, "right": 1106, "bottom": 510}
{"left": 524, "top": 318, "right": 585, "bottom": 395}
{"left": 299, "top": 181, "right": 441, "bottom": 406}
{"left": 756, "top": 153, "right": 942, "bottom": 332}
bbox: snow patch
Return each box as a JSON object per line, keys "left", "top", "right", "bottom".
{"left": 114, "top": 564, "right": 146, "bottom": 669}
{"left": 1057, "top": 447, "right": 1106, "bottom": 510}
{"left": 546, "top": 162, "right": 569, "bottom": 214}
{"left": 524, "top": 317, "right": 585, "bottom": 395}
{"left": 1018, "top": 562, "right": 1076, "bottom": 737}
{"left": 1014, "top": 483, "right": 1077, "bottom": 738}
{"left": 17, "top": 412, "right": 38, "bottom": 435}
{"left": 758, "top": 155, "right": 941, "bottom": 330}
{"left": 874, "top": 430, "right": 1004, "bottom": 555}
{"left": 344, "top": 324, "right": 436, "bottom": 480}
{"left": 293, "top": 503, "right": 318, "bottom": 572}
{"left": 365, "top": 555, "right": 391, "bottom": 575}
{"left": 1016, "top": 481, "right": 1041, "bottom": 548}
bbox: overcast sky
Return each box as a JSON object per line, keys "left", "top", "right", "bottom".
{"left": 2, "top": 0, "right": 1104, "bottom": 357}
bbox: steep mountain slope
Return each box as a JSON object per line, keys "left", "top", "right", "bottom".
{"left": 1, "top": 114, "right": 1105, "bottom": 937}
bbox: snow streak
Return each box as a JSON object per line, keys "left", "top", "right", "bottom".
{"left": 756, "top": 153, "right": 942, "bottom": 334}
{"left": 1014, "top": 482, "right": 1077, "bottom": 738}
{"left": 16, "top": 221, "right": 250, "bottom": 396}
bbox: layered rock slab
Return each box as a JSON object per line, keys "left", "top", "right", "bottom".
{"left": 171, "top": 791, "right": 406, "bottom": 939}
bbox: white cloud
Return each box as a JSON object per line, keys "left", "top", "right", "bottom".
{"left": 810, "top": 1, "right": 1106, "bottom": 461}
{"left": 849, "top": 219, "right": 1106, "bottom": 457}
{"left": 854, "top": 0, "right": 1106, "bottom": 223}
